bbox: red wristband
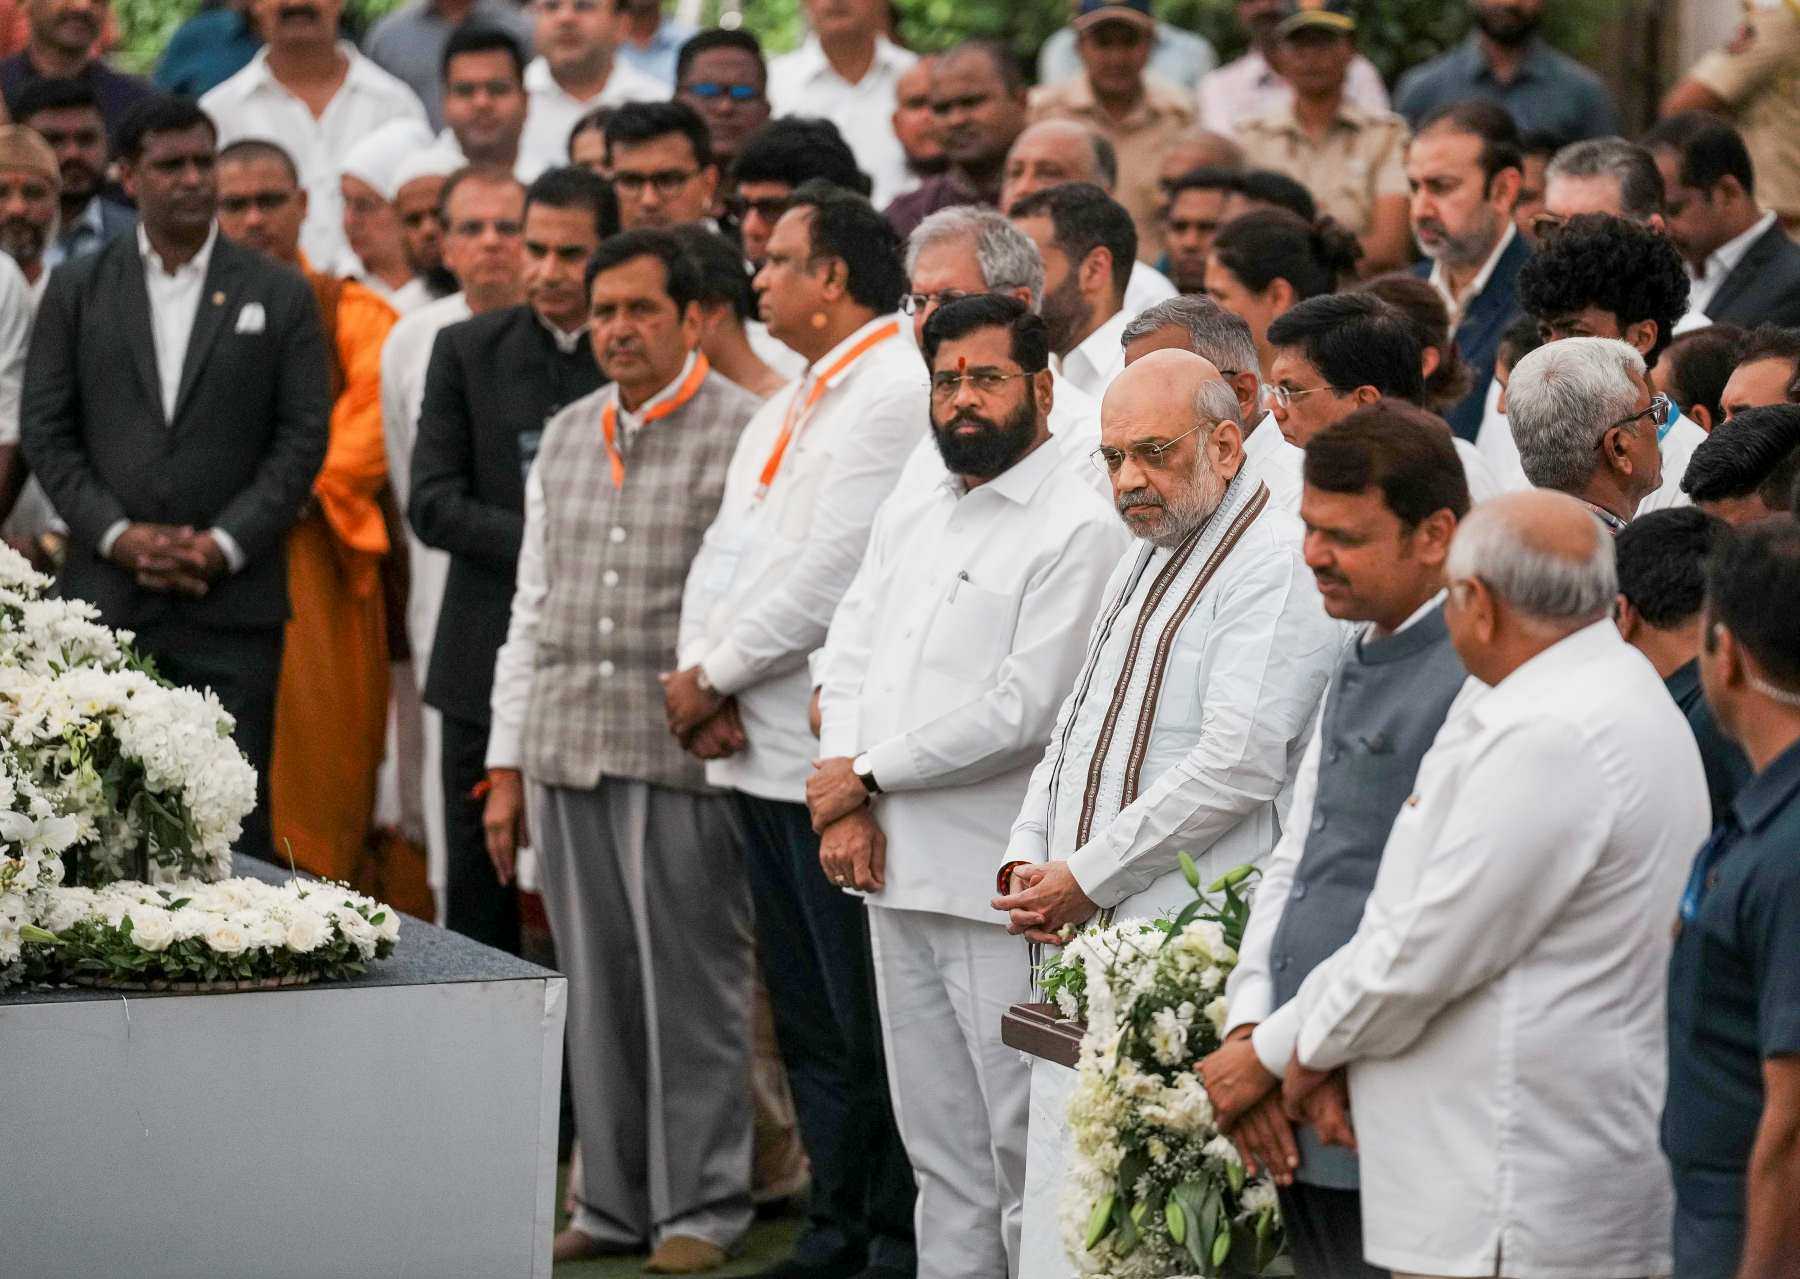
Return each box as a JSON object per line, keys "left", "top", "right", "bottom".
{"left": 996, "top": 859, "right": 1033, "bottom": 894}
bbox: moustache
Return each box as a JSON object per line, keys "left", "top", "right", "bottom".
{"left": 276, "top": 3, "right": 322, "bottom": 19}
{"left": 940, "top": 409, "right": 997, "bottom": 432}
{"left": 1115, "top": 488, "right": 1165, "bottom": 515}
{"left": 1414, "top": 219, "right": 1446, "bottom": 240}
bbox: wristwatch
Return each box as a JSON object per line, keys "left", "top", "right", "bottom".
{"left": 852, "top": 753, "right": 882, "bottom": 795}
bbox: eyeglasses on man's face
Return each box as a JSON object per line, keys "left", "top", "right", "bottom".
{"left": 1263, "top": 382, "right": 1333, "bottom": 410}
{"left": 1090, "top": 418, "right": 1213, "bottom": 474}
{"left": 1606, "top": 392, "right": 1672, "bottom": 437}
{"left": 929, "top": 365, "right": 1038, "bottom": 400}
{"left": 724, "top": 193, "right": 791, "bottom": 223}
{"left": 613, "top": 169, "right": 699, "bottom": 198}
{"left": 681, "top": 81, "right": 763, "bottom": 104}
{"left": 900, "top": 289, "right": 973, "bottom": 315}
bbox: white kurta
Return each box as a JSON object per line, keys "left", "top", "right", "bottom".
{"left": 767, "top": 35, "right": 918, "bottom": 210}
{"left": 1293, "top": 620, "right": 1708, "bottom": 1279}
{"left": 1009, "top": 468, "right": 1344, "bottom": 919}
{"left": 1638, "top": 411, "right": 1706, "bottom": 513}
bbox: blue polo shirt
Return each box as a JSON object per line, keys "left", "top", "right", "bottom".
{"left": 1394, "top": 34, "right": 1621, "bottom": 142}
{"left": 1662, "top": 735, "right": 1800, "bottom": 1279}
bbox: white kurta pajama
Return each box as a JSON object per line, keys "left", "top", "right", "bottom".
{"left": 1291, "top": 621, "right": 1708, "bottom": 1279}
{"left": 1010, "top": 468, "right": 1343, "bottom": 1279}
{"left": 817, "top": 440, "right": 1128, "bottom": 1279}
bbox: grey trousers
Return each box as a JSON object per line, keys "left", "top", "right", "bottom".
{"left": 533, "top": 778, "right": 756, "bottom": 1251}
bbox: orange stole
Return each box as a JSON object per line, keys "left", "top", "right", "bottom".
{"left": 269, "top": 275, "right": 396, "bottom": 882}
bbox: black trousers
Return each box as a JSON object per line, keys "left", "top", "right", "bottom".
{"left": 1277, "top": 1182, "right": 1388, "bottom": 1279}
{"left": 135, "top": 620, "right": 282, "bottom": 866}
{"left": 734, "top": 793, "right": 916, "bottom": 1274}
{"left": 440, "top": 711, "right": 519, "bottom": 954}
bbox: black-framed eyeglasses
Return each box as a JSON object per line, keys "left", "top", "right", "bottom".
{"left": 900, "top": 289, "right": 971, "bottom": 315}
{"left": 1606, "top": 393, "right": 1672, "bottom": 436}
{"left": 929, "top": 366, "right": 1039, "bottom": 399}
{"left": 724, "top": 193, "right": 791, "bottom": 223}
{"left": 682, "top": 81, "right": 763, "bottom": 103}
{"left": 613, "top": 169, "right": 700, "bottom": 198}
{"left": 1090, "top": 418, "right": 1213, "bottom": 474}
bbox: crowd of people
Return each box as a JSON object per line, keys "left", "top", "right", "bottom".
{"left": 2, "top": 0, "right": 1800, "bottom": 1275}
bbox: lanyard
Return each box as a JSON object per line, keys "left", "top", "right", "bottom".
{"left": 1658, "top": 397, "right": 1679, "bottom": 444}
{"left": 754, "top": 321, "right": 900, "bottom": 500}
{"left": 599, "top": 354, "right": 710, "bottom": 488}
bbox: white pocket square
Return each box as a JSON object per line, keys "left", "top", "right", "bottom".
{"left": 234, "top": 302, "right": 266, "bottom": 334}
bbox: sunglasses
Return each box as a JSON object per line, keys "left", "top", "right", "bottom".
{"left": 682, "top": 81, "right": 762, "bottom": 103}
{"left": 724, "top": 193, "right": 791, "bottom": 223}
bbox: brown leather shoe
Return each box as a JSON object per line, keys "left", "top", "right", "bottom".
{"left": 553, "top": 1227, "right": 636, "bottom": 1263}
{"left": 643, "top": 1235, "right": 729, "bottom": 1274}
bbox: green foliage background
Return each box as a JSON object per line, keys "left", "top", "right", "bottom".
{"left": 117, "top": 0, "right": 1616, "bottom": 87}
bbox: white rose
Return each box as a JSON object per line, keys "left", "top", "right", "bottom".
{"left": 1204, "top": 996, "right": 1230, "bottom": 1037}
{"left": 371, "top": 908, "right": 399, "bottom": 944}
{"left": 125, "top": 907, "right": 175, "bottom": 952}
{"left": 282, "top": 908, "right": 328, "bottom": 953}
{"left": 204, "top": 919, "right": 248, "bottom": 955}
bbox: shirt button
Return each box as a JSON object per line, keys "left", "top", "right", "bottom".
{"left": 609, "top": 526, "right": 626, "bottom": 544}
{"left": 599, "top": 660, "right": 615, "bottom": 678}
{"left": 1275, "top": 955, "right": 1290, "bottom": 972}
{"left": 602, "top": 570, "right": 619, "bottom": 587}
{"left": 1291, "top": 883, "right": 1307, "bottom": 901}
{"left": 598, "top": 617, "right": 615, "bottom": 635}
{"left": 1310, "top": 812, "right": 1325, "bottom": 832}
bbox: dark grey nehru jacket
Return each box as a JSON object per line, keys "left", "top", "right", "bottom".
{"left": 1269, "top": 602, "right": 1469, "bottom": 1189}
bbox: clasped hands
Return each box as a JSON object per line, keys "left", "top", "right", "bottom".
{"left": 991, "top": 860, "right": 1098, "bottom": 945}
{"left": 659, "top": 665, "right": 745, "bottom": 761}
{"left": 111, "top": 523, "right": 228, "bottom": 597}
{"left": 1194, "top": 1028, "right": 1355, "bottom": 1187}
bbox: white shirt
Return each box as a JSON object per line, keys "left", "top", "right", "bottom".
{"left": 678, "top": 314, "right": 929, "bottom": 802}
{"left": 489, "top": 354, "right": 700, "bottom": 769}
{"left": 1241, "top": 410, "right": 1304, "bottom": 514}
{"left": 1055, "top": 307, "right": 1129, "bottom": 401}
{"left": 362, "top": 274, "right": 434, "bottom": 317}
{"left": 1686, "top": 208, "right": 1777, "bottom": 319}
{"left": 816, "top": 439, "right": 1128, "bottom": 923}
{"left": 1227, "top": 593, "right": 1458, "bottom": 1064}
{"left": 1637, "top": 410, "right": 1706, "bottom": 514}
{"left": 1195, "top": 48, "right": 1389, "bottom": 136}
{"left": 517, "top": 54, "right": 669, "bottom": 179}
{"left": 1473, "top": 375, "right": 1530, "bottom": 491}
{"left": 0, "top": 252, "right": 31, "bottom": 447}
{"left": 1426, "top": 220, "right": 1516, "bottom": 327}
{"left": 1288, "top": 620, "right": 1705, "bottom": 1277}
{"left": 203, "top": 44, "right": 428, "bottom": 270}
{"left": 1123, "top": 260, "right": 1177, "bottom": 316}
{"left": 1009, "top": 469, "right": 1344, "bottom": 916}
{"left": 1453, "top": 436, "right": 1510, "bottom": 503}
{"left": 767, "top": 35, "right": 918, "bottom": 209}
{"left": 380, "top": 290, "right": 470, "bottom": 668}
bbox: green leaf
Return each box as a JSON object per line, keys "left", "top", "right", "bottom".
{"left": 1212, "top": 1226, "right": 1231, "bottom": 1268}
{"left": 1178, "top": 850, "right": 1200, "bottom": 889}
{"left": 1083, "top": 1192, "right": 1116, "bottom": 1251}
{"left": 1165, "top": 1197, "right": 1187, "bottom": 1245}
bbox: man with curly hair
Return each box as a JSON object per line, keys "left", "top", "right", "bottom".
{"left": 1517, "top": 211, "right": 1706, "bottom": 513}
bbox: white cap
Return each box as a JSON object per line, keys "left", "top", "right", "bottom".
{"left": 392, "top": 141, "right": 464, "bottom": 195}
{"left": 339, "top": 120, "right": 437, "bottom": 203}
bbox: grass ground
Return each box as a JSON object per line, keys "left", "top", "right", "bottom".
{"left": 551, "top": 1163, "right": 806, "bottom": 1278}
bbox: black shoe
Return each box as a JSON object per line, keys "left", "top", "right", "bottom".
{"left": 746, "top": 1253, "right": 867, "bottom": 1279}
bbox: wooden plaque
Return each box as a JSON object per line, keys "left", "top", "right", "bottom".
{"left": 1002, "top": 1001, "right": 1086, "bottom": 1069}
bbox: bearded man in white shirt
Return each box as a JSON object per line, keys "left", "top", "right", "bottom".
{"left": 670, "top": 180, "right": 926, "bottom": 1279}
{"left": 809, "top": 296, "right": 1126, "bottom": 1279}
{"left": 1007, "top": 181, "right": 1138, "bottom": 400}
{"left": 1280, "top": 488, "right": 1709, "bottom": 1279}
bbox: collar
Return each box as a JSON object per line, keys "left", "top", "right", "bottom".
{"left": 804, "top": 312, "right": 902, "bottom": 385}
{"left": 1459, "top": 32, "right": 1553, "bottom": 84}
{"left": 1359, "top": 592, "right": 1450, "bottom": 661}
{"left": 971, "top": 433, "right": 1064, "bottom": 506}
{"left": 1703, "top": 208, "right": 1777, "bottom": 283}
{"left": 137, "top": 222, "right": 218, "bottom": 279}
{"left": 789, "top": 33, "right": 911, "bottom": 84}
{"left": 524, "top": 56, "right": 558, "bottom": 94}
{"left": 1067, "top": 307, "right": 1127, "bottom": 373}
{"left": 1576, "top": 495, "right": 1629, "bottom": 534}
{"left": 534, "top": 308, "right": 587, "bottom": 354}
{"left": 1732, "top": 734, "right": 1800, "bottom": 835}
{"left": 612, "top": 349, "right": 700, "bottom": 428}
{"left": 1665, "top": 657, "right": 1700, "bottom": 704}
{"left": 1478, "top": 617, "right": 1622, "bottom": 709}
{"left": 1428, "top": 219, "right": 1516, "bottom": 318}
{"left": 1266, "top": 93, "right": 1375, "bottom": 136}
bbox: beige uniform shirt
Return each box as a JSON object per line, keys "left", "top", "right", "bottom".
{"left": 1691, "top": 3, "right": 1800, "bottom": 226}
{"left": 1027, "top": 72, "right": 1195, "bottom": 264}
{"left": 1237, "top": 98, "right": 1411, "bottom": 238}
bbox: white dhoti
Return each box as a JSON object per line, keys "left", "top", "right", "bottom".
{"left": 868, "top": 906, "right": 1033, "bottom": 1279}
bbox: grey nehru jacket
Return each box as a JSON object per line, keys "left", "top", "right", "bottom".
{"left": 1268, "top": 601, "right": 1469, "bottom": 1189}
{"left": 523, "top": 372, "right": 761, "bottom": 793}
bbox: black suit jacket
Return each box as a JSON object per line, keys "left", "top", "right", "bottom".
{"left": 408, "top": 305, "right": 603, "bottom": 726}
{"left": 1415, "top": 229, "right": 1531, "bottom": 442}
{"left": 1705, "top": 221, "right": 1800, "bottom": 330}
{"left": 21, "top": 231, "right": 330, "bottom": 632}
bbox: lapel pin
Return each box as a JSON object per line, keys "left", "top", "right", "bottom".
{"left": 212, "top": 291, "right": 225, "bottom": 305}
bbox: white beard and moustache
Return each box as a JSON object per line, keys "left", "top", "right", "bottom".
{"left": 1115, "top": 457, "right": 1229, "bottom": 549}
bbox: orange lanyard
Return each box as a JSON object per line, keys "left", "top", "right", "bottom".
{"left": 754, "top": 321, "right": 900, "bottom": 499}
{"left": 599, "top": 354, "right": 711, "bottom": 489}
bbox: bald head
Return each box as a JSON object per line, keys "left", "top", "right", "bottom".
{"left": 1157, "top": 128, "right": 1244, "bottom": 188}
{"left": 1449, "top": 490, "right": 1617, "bottom": 630}
{"left": 1104, "top": 348, "right": 1228, "bottom": 427}
{"left": 1102, "top": 351, "right": 1245, "bottom": 546}
{"left": 1001, "top": 119, "right": 1113, "bottom": 213}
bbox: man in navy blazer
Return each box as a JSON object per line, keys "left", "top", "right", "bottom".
{"left": 1645, "top": 112, "right": 1800, "bottom": 331}
{"left": 22, "top": 96, "right": 330, "bottom": 861}
{"left": 1406, "top": 100, "right": 1531, "bottom": 441}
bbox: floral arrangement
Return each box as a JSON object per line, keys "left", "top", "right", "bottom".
{"left": 1040, "top": 857, "right": 1290, "bottom": 1278}
{"left": 17, "top": 875, "right": 399, "bottom": 988}
{"left": 0, "top": 546, "right": 256, "bottom": 886}
{"left": 0, "top": 543, "right": 399, "bottom": 992}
